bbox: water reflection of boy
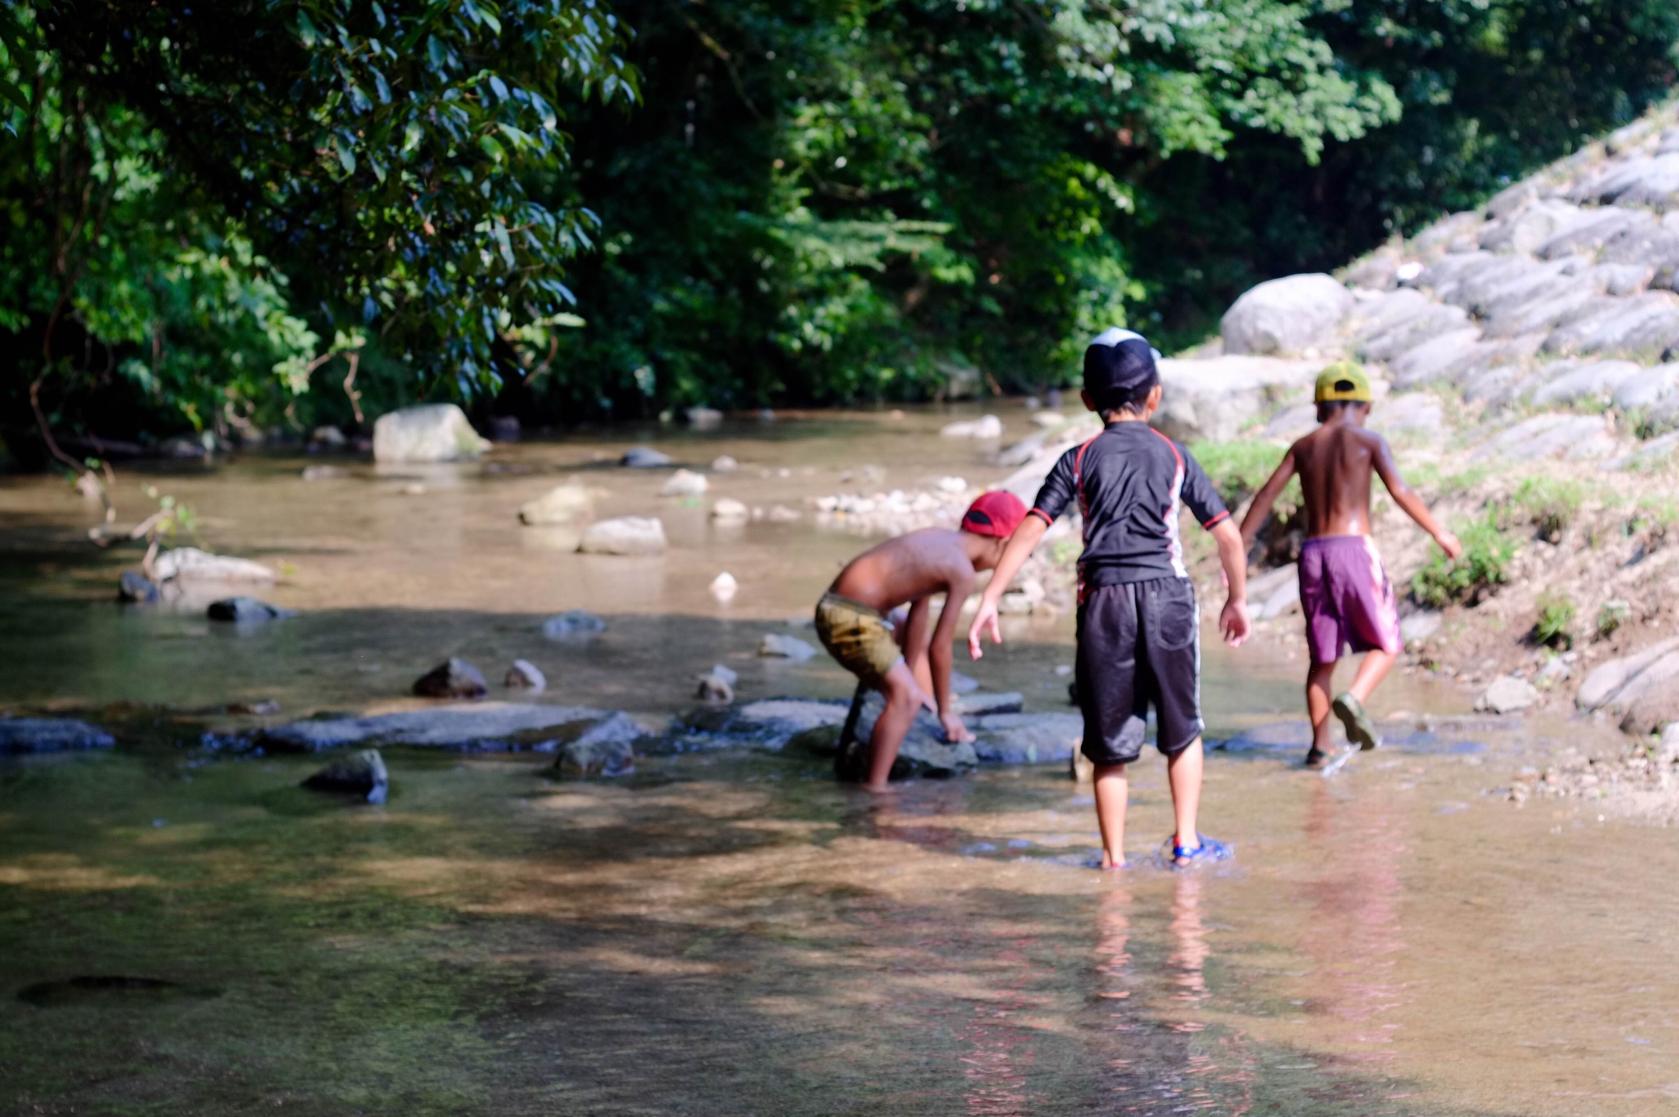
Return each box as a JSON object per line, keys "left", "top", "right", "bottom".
{"left": 816, "top": 491, "right": 1027, "bottom": 791}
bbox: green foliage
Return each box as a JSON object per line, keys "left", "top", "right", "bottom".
{"left": 1410, "top": 514, "right": 1516, "bottom": 608}
{"left": 1190, "top": 439, "right": 1301, "bottom": 519}
{"left": 1595, "top": 599, "right": 1631, "bottom": 641}
{"left": 1507, "top": 476, "right": 1585, "bottom": 542}
{"left": 1531, "top": 590, "right": 1576, "bottom": 650}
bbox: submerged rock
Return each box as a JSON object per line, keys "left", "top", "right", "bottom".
{"left": 620, "top": 446, "right": 672, "bottom": 468}
{"left": 831, "top": 690, "right": 979, "bottom": 780}
{"left": 542, "top": 610, "right": 607, "bottom": 642}
{"left": 371, "top": 403, "right": 490, "bottom": 463}
{"left": 552, "top": 712, "right": 640, "bottom": 778}
{"left": 505, "top": 659, "right": 546, "bottom": 692}
{"left": 207, "top": 597, "right": 294, "bottom": 623}
{"left": 260, "top": 702, "right": 605, "bottom": 752}
{"left": 118, "top": 571, "right": 159, "bottom": 604}
{"left": 153, "top": 547, "right": 276, "bottom": 584}
{"left": 518, "top": 480, "right": 593, "bottom": 525}
{"left": 578, "top": 517, "right": 667, "bottom": 556}
{"left": 0, "top": 717, "right": 116, "bottom": 755}
{"left": 659, "top": 469, "right": 709, "bottom": 497}
{"left": 758, "top": 633, "right": 818, "bottom": 661}
{"left": 412, "top": 657, "right": 488, "bottom": 699}
{"left": 301, "top": 749, "right": 389, "bottom": 804}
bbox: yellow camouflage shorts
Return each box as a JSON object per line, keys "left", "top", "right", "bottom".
{"left": 814, "top": 592, "right": 903, "bottom": 685}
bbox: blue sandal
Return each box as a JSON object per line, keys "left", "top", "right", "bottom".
{"left": 1168, "top": 833, "right": 1232, "bottom": 867}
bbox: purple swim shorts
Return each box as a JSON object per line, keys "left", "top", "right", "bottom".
{"left": 1297, "top": 535, "right": 1402, "bottom": 665}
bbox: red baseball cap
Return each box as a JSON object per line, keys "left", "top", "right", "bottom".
{"left": 960, "top": 491, "right": 1027, "bottom": 538}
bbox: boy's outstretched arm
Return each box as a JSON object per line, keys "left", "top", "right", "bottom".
{"left": 966, "top": 515, "right": 1049, "bottom": 659}
{"left": 1372, "top": 437, "right": 1462, "bottom": 558}
{"left": 1238, "top": 450, "right": 1297, "bottom": 551}
{"left": 1209, "top": 519, "right": 1250, "bottom": 646}
{"left": 929, "top": 570, "right": 977, "bottom": 742}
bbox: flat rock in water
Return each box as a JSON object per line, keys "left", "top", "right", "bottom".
{"left": 260, "top": 702, "right": 606, "bottom": 752}
{"left": 966, "top": 712, "right": 1083, "bottom": 766}
{"left": 542, "top": 610, "right": 607, "bottom": 642}
{"left": 758, "top": 633, "right": 817, "bottom": 661}
{"left": 620, "top": 447, "right": 672, "bottom": 468}
{"left": 153, "top": 547, "right": 276, "bottom": 584}
{"left": 301, "top": 749, "right": 389, "bottom": 804}
{"left": 0, "top": 717, "right": 116, "bottom": 755}
{"left": 1221, "top": 273, "right": 1354, "bottom": 356}
{"left": 518, "top": 480, "right": 593, "bottom": 525}
{"left": 578, "top": 517, "right": 667, "bottom": 556}
{"left": 207, "top": 597, "right": 294, "bottom": 623}
{"left": 413, "top": 657, "right": 488, "bottom": 699}
{"left": 371, "top": 403, "right": 489, "bottom": 463}
{"left": 552, "top": 712, "right": 640, "bottom": 778}
{"left": 118, "top": 571, "right": 159, "bottom": 603}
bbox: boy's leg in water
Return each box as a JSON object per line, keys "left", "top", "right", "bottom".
{"left": 1093, "top": 762, "right": 1129, "bottom": 868}
{"left": 1305, "top": 661, "right": 1337, "bottom": 766}
{"left": 1166, "top": 738, "right": 1204, "bottom": 848}
{"left": 865, "top": 662, "right": 926, "bottom": 792}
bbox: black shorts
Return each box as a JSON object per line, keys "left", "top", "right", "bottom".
{"left": 1076, "top": 577, "right": 1203, "bottom": 766}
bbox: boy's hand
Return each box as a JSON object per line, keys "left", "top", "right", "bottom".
{"left": 966, "top": 599, "right": 1002, "bottom": 660}
{"left": 1219, "top": 597, "right": 1250, "bottom": 647}
{"left": 1435, "top": 531, "right": 1463, "bottom": 560}
{"left": 940, "top": 711, "right": 975, "bottom": 744}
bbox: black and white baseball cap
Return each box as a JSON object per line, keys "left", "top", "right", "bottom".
{"left": 1083, "top": 328, "right": 1162, "bottom": 401}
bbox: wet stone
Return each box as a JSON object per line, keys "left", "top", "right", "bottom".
{"left": 758, "top": 633, "right": 817, "bottom": 661}
{"left": 258, "top": 702, "right": 606, "bottom": 753}
{"left": 207, "top": 597, "right": 295, "bottom": 623}
{"left": 505, "top": 659, "right": 545, "bottom": 692}
{"left": 412, "top": 657, "right": 488, "bottom": 700}
{"left": 0, "top": 717, "right": 116, "bottom": 755}
{"left": 542, "top": 610, "right": 606, "bottom": 642}
{"left": 301, "top": 748, "right": 389, "bottom": 804}
{"left": 551, "top": 713, "right": 639, "bottom": 778}
{"left": 620, "top": 446, "right": 672, "bottom": 468}
{"left": 118, "top": 570, "right": 159, "bottom": 604}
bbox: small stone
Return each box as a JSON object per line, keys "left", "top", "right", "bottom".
{"left": 552, "top": 713, "right": 639, "bottom": 778}
{"left": 711, "top": 498, "right": 750, "bottom": 521}
{"left": 695, "top": 673, "right": 735, "bottom": 704}
{"left": 578, "top": 517, "right": 667, "bottom": 556}
{"left": 685, "top": 406, "right": 724, "bottom": 428}
{"left": 118, "top": 571, "right": 159, "bottom": 604}
{"left": 620, "top": 446, "right": 673, "bottom": 468}
{"left": 301, "top": 464, "right": 346, "bottom": 481}
{"left": 505, "top": 659, "right": 545, "bottom": 691}
{"left": 301, "top": 749, "right": 389, "bottom": 805}
{"left": 710, "top": 572, "right": 738, "bottom": 603}
{"left": 940, "top": 415, "right": 1003, "bottom": 439}
{"left": 207, "top": 597, "right": 294, "bottom": 623}
{"left": 711, "top": 454, "right": 739, "bottom": 473}
{"left": 412, "top": 657, "right": 488, "bottom": 700}
{"left": 759, "top": 633, "right": 818, "bottom": 661}
{"left": 1475, "top": 675, "right": 1540, "bottom": 715}
{"left": 1031, "top": 412, "right": 1067, "bottom": 428}
{"left": 542, "top": 611, "right": 607, "bottom": 642}
{"left": 659, "top": 469, "right": 708, "bottom": 497}
{"left": 226, "top": 699, "right": 282, "bottom": 716}
{"left": 518, "top": 480, "right": 593, "bottom": 525}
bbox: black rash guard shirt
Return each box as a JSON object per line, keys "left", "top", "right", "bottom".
{"left": 1029, "top": 422, "right": 1229, "bottom": 587}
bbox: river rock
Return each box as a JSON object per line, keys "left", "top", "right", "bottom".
{"left": 301, "top": 749, "right": 389, "bottom": 804}
{"left": 965, "top": 712, "right": 1084, "bottom": 766}
{"left": 0, "top": 717, "right": 116, "bottom": 754}
{"left": 620, "top": 447, "right": 672, "bottom": 468}
{"left": 505, "top": 659, "right": 545, "bottom": 692}
{"left": 301, "top": 464, "right": 346, "bottom": 481}
{"left": 542, "top": 610, "right": 606, "bottom": 642}
{"left": 832, "top": 691, "right": 980, "bottom": 780}
{"left": 1611, "top": 363, "right": 1679, "bottom": 411}
{"left": 695, "top": 664, "right": 736, "bottom": 704}
{"left": 660, "top": 469, "right": 708, "bottom": 497}
{"left": 1576, "top": 637, "right": 1679, "bottom": 711}
{"left": 711, "top": 454, "right": 739, "bottom": 473}
{"left": 711, "top": 498, "right": 749, "bottom": 522}
{"left": 206, "top": 597, "right": 294, "bottom": 623}
{"left": 710, "top": 572, "right": 738, "bottom": 603}
{"left": 1221, "top": 273, "right": 1354, "bottom": 356}
{"left": 152, "top": 547, "right": 276, "bottom": 584}
{"left": 1153, "top": 355, "right": 1325, "bottom": 442}
{"left": 1475, "top": 675, "right": 1540, "bottom": 715}
{"left": 552, "top": 712, "right": 639, "bottom": 778}
{"left": 490, "top": 416, "right": 521, "bottom": 442}
{"left": 1575, "top": 153, "right": 1679, "bottom": 208}
{"left": 1530, "top": 360, "right": 1645, "bottom": 406}
{"left": 371, "top": 403, "right": 489, "bottom": 463}
{"left": 412, "top": 657, "right": 488, "bottom": 699}
{"left": 578, "top": 517, "right": 667, "bottom": 556}
{"left": 1471, "top": 413, "right": 1618, "bottom": 462}
{"left": 684, "top": 406, "right": 724, "bottom": 428}
{"left": 309, "top": 425, "right": 348, "bottom": 449}
{"left": 941, "top": 415, "right": 1003, "bottom": 439}
{"left": 118, "top": 571, "right": 159, "bottom": 604}
{"left": 1401, "top": 610, "right": 1443, "bottom": 647}
{"left": 259, "top": 702, "right": 605, "bottom": 752}
{"left": 759, "top": 633, "right": 817, "bottom": 661}
{"left": 518, "top": 480, "right": 593, "bottom": 525}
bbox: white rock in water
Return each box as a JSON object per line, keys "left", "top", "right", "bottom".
{"left": 758, "top": 633, "right": 817, "bottom": 661}
{"left": 621, "top": 446, "right": 673, "bottom": 468}
{"left": 153, "top": 547, "right": 276, "bottom": 584}
{"left": 710, "top": 572, "right": 738, "bottom": 603}
{"left": 1031, "top": 411, "right": 1068, "bottom": 428}
{"left": 659, "top": 469, "right": 709, "bottom": 497}
{"left": 941, "top": 415, "right": 1003, "bottom": 439}
{"left": 711, "top": 455, "right": 739, "bottom": 473}
{"left": 711, "top": 498, "right": 750, "bottom": 521}
{"left": 578, "top": 517, "right": 667, "bottom": 556}
{"left": 935, "top": 476, "right": 968, "bottom": 494}
{"left": 371, "top": 403, "right": 490, "bottom": 462}
{"left": 518, "top": 479, "right": 593, "bottom": 525}
{"left": 1475, "top": 675, "right": 1539, "bottom": 715}
{"left": 686, "top": 406, "right": 724, "bottom": 428}
{"left": 1221, "top": 273, "right": 1355, "bottom": 356}
{"left": 505, "top": 659, "right": 546, "bottom": 692}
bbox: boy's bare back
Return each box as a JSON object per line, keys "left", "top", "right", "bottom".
{"left": 829, "top": 528, "right": 976, "bottom": 611}
{"left": 1290, "top": 422, "right": 1388, "bottom": 538}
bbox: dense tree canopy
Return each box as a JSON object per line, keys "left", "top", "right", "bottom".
{"left": 1, "top": 1, "right": 1676, "bottom": 459}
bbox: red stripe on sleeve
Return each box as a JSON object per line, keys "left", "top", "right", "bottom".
{"left": 1202, "top": 510, "right": 1230, "bottom": 530}
{"left": 1028, "top": 508, "right": 1054, "bottom": 526}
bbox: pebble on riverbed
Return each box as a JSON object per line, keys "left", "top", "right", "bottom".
{"left": 413, "top": 657, "right": 488, "bottom": 700}
{"left": 505, "top": 659, "right": 546, "bottom": 692}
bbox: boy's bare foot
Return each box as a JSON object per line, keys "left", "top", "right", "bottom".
{"left": 1331, "top": 692, "right": 1381, "bottom": 751}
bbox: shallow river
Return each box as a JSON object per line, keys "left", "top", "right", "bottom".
{"left": 2, "top": 408, "right": 1676, "bottom": 1115}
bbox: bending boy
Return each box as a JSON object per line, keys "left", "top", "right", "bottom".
{"left": 969, "top": 330, "right": 1250, "bottom": 868}
{"left": 815, "top": 492, "right": 1027, "bottom": 791}
{"left": 1238, "top": 363, "right": 1462, "bottom": 767}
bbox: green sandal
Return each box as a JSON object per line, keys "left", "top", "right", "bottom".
{"left": 1331, "top": 693, "right": 1382, "bottom": 751}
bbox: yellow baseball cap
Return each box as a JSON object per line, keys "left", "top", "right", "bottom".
{"left": 1314, "top": 361, "right": 1373, "bottom": 403}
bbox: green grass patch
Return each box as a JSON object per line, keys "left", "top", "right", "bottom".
{"left": 1532, "top": 590, "right": 1577, "bottom": 649}
{"left": 1410, "top": 514, "right": 1516, "bottom": 608}
{"left": 1190, "top": 439, "right": 1300, "bottom": 519}
{"left": 1596, "top": 599, "right": 1631, "bottom": 640}
{"left": 1506, "top": 476, "right": 1585, "bottom": 542}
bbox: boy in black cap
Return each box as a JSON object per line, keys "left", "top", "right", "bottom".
{"left": 968, "top": 329, "right": 1250, "bottom": 868}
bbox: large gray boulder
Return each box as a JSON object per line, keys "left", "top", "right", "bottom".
{"left": 371, "top": 404, "right": 489, "bottom": 463}
{"left": 1221, "top": 274, "right": 1355, "bottom": 356}
{"left": 153, "top": 547, "right": 275, "bottom": 584}
{"left": 1577, "top": 638, "right": 1679, "bottom": 731}
{"left": 1153, "top": 355, "right": 1326, "bottom": 442}
{"left": 1574, "top": 154, "right": 1679, "bottom": 209}
{"left": 1530, "top": 360, "right": 1644, "bottom": 407}
{"left": 578, "top": 517, "right": 667, "bottom": 556}
{"left": 0, "top": 717, "right": 116, "bottom": 754}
